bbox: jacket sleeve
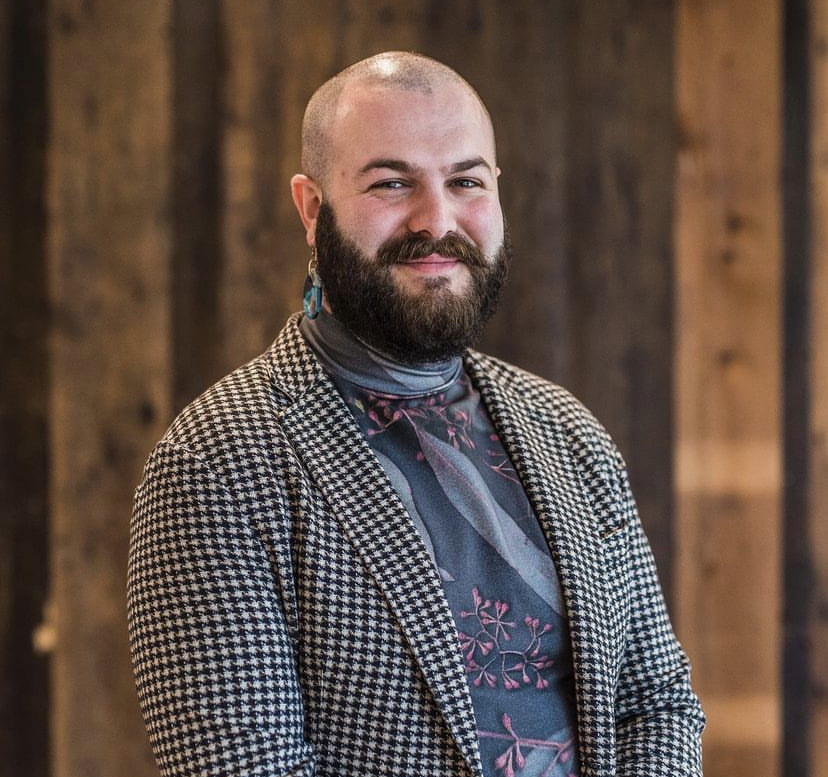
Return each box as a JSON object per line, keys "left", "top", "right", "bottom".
{"left": 127, "top": 440, "right": 316, "bottom": 777}
{"left": 608, "top": 446, "right": 705, "bottom": 776}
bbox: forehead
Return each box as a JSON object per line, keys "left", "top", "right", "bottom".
{"left": 328, "top": 81, "right": 496, "bottom": 172}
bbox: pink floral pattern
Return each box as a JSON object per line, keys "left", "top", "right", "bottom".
{"left": 486, "top": 433, "right": 522, "bottom": 484}
{"left": 353, "top": 386, "right": 521, "bottom": 481}
{"left": 480, "top": 713, "right": 576, "bottom": 777}
{"left": 458, "top": 587, "right": 556, "bottom": 691}
{"left": 357, "top": 390, "right": 475, "bottom": 452}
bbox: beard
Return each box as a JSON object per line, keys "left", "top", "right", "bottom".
{"left": 313, "top": 201, "right": 511, "bottom": 364}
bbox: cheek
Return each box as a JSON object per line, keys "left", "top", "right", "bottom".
{"left": 337, "top": 202, "right": 407, "bottom": 252}
{"left": 463, "top": 200, "right": 504, "bottom": 251}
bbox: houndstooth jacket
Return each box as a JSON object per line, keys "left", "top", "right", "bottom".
{"left": 128, "top": 314, "right": 704, "bottom": 777}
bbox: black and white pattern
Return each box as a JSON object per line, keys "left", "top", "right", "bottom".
{"left": 128, "top": 314, "right": 705, "bottom": 777}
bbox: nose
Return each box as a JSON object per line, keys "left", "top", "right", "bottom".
{"left": 405, "top": 185, "right": 456, "bottom": 238}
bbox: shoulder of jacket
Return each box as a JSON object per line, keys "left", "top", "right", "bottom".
{"left": 154, "top": 314, "right": 323, "bottom": 459}
{"left": 145, "top": 354, "right": 280, "bottom": 471}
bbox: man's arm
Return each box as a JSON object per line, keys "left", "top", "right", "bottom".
{"left": 128, "top": 440, "right": 315, "bottom": 777}
{"left": 610, "top": 449, "right": 705, "bottom": 776}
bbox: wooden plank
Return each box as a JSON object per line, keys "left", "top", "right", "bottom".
{"left": 782, "top": 0, "right": 812, "bottom": 772}
{"left": 171, "top": 0, "right": 225, "bottom": 410}
{"left": 808, "top": 2, "right": 828, "bottom": 773}
{"left": 47, "top": 1, "right": 172, "bottom": 775}
{"left": 463, "top": 1, "right": 571, "bottom": 388}
{"left": 0, "top": 2, "right": 51, "bottom": 776}
{"left": 219, "top": 0, "right": 310, "bottom": 368}
{"left": 544, "top": 0, "right": 677, "bottom": 587}
{"left": 675, "top": 1, "right": 782, "bottom": 775}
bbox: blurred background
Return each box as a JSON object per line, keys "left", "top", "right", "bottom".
{"left": 1, "top": 1, "right": 825, "bottom": 776}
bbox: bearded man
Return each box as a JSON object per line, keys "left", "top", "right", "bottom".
{"left": 128, "top": 52, "right": 704, "bottom": 777}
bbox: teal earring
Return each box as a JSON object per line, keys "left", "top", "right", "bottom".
{"left": 303, "top": 246, "right": 323, "bottom": 319}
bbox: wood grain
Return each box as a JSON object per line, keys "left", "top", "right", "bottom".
{"left": 220, "top": 0, "right": 307, "bottom": 371}
{"left": 675, "top": 1, "right": 783, "bottom": 774}
{"left": 0, "top": 3, "right": 50, "bottom": 776}
{"left": 809, "top": 2, "right": 828, "bottom": 773}
{"left": 47, "top": 1, "right": 172, "bottom": 774}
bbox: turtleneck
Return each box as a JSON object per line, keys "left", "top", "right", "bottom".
{"left": 299, "top": 309, "right": 462, "bottom": 397}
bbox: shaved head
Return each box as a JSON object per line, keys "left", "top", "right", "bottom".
{"left": 301, "top": 52, "right": 494, "bottom": 184}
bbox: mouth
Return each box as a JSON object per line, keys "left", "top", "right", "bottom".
{"left": 398, "top": 254, "right": 461, "bottom": 271}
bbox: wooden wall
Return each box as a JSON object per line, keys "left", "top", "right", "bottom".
{"left": 807, "top": 4, "right": 828, "bottom": 771}
{"left": 675, "top": 1, "right": 782, "bottom": 774}
{"left": 0, "top": 2, "right": 50, "bottom": 776}
{"left": 47, "top": 3, "right": 173, "bottom": 776}
{"left": 808, "top": 3, "right": 828, "bottom": 756}
{"left": 790, "top": 0, "right": 828, "bottom": 773}
{"left": 0, "top": 1, "right": 824, "bottom": 776}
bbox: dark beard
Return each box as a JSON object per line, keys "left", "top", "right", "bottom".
{"left": 313, "top": 201, "right": 510, "bottom": 364}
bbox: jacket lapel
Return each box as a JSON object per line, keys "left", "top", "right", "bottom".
{"left": 465, "top": 353, "right": 616, "bottom": 776}
{"left": 268, "top": 317, "right": 483, "bottom": 776}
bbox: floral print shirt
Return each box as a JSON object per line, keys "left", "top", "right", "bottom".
{"left": 301, "top": 312, "right": 579, "bottom": 777}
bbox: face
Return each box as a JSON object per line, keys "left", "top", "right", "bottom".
{"left": 293, "top": 78, "right": 509, "bottom": 361}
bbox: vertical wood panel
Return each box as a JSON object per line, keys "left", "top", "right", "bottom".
{"left": 0, "top": 2, "right": 50, "bottom": 775}
{"left": 48, "top": 1, "right": 172, "bottom": 775}
{"left": 809, "top": 2, "right": 828, "bottom": 772}
{"left": 675, "top": 1, "right": 782, "bottom": 775}
{"left": 172, "top": 0, "right": 225, "bottom": 410}
{"left": 220, "top": 0, "right": 307, "bottom": 370}
{"left": 783, "top": 0, "right": 812, "bottom": 772}
{"left": 557, "top": 1, "right": 677, "bottom": 588}
{"left": 469, "top": 2, "right": 570, "bottom": 386}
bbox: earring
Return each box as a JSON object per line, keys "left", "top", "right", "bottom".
{"left": 303, "top": 246, "right": 323, "bottom": 319}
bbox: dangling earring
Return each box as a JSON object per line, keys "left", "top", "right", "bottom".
{"left": 303, "top": 246, "right": 323, "bottom": 319}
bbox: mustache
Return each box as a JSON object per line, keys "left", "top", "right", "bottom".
{"left": 375, "top": 233, "right": 486, "bottom": 268}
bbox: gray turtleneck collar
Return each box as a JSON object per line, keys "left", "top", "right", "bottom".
{"left": 299, "top": 310, "right": 462, "bottom": 398}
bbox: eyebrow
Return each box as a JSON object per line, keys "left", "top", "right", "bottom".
{"left": 358, "top": 156, "right": 493, "bottom": 176}
{"left": 449, "top": 156, "right": 492, "bottom": 174}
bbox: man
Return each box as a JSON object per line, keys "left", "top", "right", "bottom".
{"left": 128, "top": 52, "right": 704, "bottom": 777}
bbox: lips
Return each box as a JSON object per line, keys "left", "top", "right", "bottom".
{"left": 398, "top": 254, "right": 461, "bottom": 272}
{"left": 403, "top": 254, "right": 459, "bottom": 265}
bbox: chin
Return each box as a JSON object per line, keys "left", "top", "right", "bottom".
{"left": 393, "top": 270, "right": 470, "bottom": 297}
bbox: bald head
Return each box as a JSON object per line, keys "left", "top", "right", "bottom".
{"left": 301, "top": 52, "right": 494, "bottom": 184}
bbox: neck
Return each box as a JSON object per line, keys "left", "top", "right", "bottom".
{"left": 299, "top": 309, "right": 462, "bottom": 397}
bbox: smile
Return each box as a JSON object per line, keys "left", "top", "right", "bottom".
{"left": 398, "top": 254, "right": 461, "bottom": 272}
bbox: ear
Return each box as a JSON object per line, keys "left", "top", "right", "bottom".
{"left": 290, "top": 174, "right": 323, "bottom": 245}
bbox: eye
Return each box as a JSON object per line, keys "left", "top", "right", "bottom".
{"left": 368, "top": 179, "right": 409, "bottom": 191}
{"left": 450, "top": 177, "right": 482, "bottom": 189}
